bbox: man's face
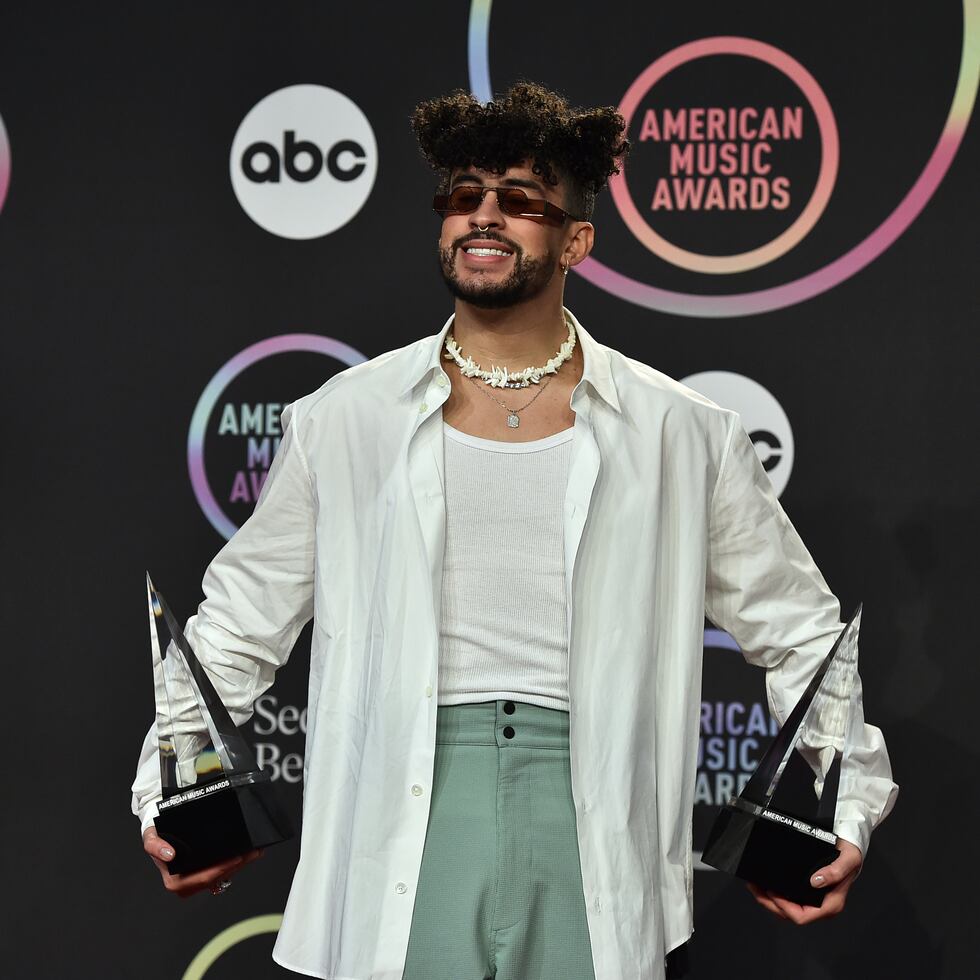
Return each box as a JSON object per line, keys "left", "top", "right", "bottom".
{"left": 436, "top": 162, "right": 570, "bottom": 309}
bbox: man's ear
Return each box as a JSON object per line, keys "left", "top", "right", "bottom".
{"left": 563, "top": 222, "right": 595, "bottom": 270}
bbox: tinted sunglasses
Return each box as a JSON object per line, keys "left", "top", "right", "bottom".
{"left": 432, "top": 185, "right": 581, "bottom": 226}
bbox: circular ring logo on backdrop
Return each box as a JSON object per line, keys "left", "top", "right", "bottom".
{"left": 188, "top": 334, "right": 367, "bottom": 540}
{"left": 680, "top": 371, "right": 794, "bottom": 497}
{"left": 610, "top": 38, "right": 838, "bottom": 275}
{"left": 466, "top": 0, "right": 980, "bottom": 317}
{"left": 182, "top": 915, "right": 283, "bottom": 980}
{"left": 0, "top": 113, "right": 11, "bottom": 215}
{"left": 230, "top": 84, "right": 377, "bottom": 239}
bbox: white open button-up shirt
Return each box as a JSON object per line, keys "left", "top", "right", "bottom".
{"left": 133, "top": 309, "right": 897, "bottom": 980}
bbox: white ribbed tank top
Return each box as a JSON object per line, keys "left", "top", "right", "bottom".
{"left": 438, "top": 421, "right": 574, "bottom": 711}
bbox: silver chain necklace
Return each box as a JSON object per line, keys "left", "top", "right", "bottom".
{"left": 467, "top": 374, "right": 551, "bottom": 428}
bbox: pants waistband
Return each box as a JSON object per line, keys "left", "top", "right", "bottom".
{"left": 436, "top": 700, "right": 570, "bottom": 750}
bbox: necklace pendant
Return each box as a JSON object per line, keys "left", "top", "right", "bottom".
{"left": 506, "top": 413, "right": 520, "bottom": 428}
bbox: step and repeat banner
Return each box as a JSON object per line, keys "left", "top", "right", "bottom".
{"left": 3, "top": 2, "right": 977, "bottom": 978}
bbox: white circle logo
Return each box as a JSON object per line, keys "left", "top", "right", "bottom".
{"left": 230, "top": 84, "right": 377, "bottom": 239}
{"left": 680, "top": 371, "right": 795, "bottom": 497}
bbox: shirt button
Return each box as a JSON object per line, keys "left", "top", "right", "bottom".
{"left": 425, "top": 685, "right": 433, "bottom": 698}
{"left": 437, "top": 376, "right": 448, "bottom": 388}
{"left": 411, "top": 784, "right": 424, "bottom": 796}
{"left": 503, "top": 701, "right": 515, "bottom": 714}
{"left": 503, "top": 726, "right": 515, "bottom": 739}
{"left": 395, "top": 882, "right": 407, "bottom": 895}
{"left": 419, "top": 403, "right": 428, "bottom": 414}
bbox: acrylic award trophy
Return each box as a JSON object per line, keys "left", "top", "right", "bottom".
{"left": 701, "top": 605, "right": 862, "bottom": 906}
{"left": 146, "top": 573, "right": 293, "bottom": 875}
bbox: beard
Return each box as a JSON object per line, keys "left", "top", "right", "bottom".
{"left": 438, "top": 234, "right": 557, "bottom": 309}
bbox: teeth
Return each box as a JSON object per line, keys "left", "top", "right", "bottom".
{"left": 465, "top": 247, "right": 510, "bottom": 257}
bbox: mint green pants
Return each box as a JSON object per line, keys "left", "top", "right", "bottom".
{"left": 402, "top": 700, "right": 597, "bottom": 980}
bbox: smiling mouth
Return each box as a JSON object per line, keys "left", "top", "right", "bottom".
{"left": 463, "top": 246, "right": 512, "bottom": 257}
{"left": 458, "top": 238, "right": 516, "bottom": 265}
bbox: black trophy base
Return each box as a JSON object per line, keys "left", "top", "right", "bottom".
{"left": 154, "top": 774, "right": 294, "bottom": 875}
{"left": 701, "top": 802, "right": 839, "bottom": 907}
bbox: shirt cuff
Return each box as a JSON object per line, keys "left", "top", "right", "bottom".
{"left": 833, "top": 802, "right": 871, "bottom": 858}
{"left": 139, "top": 799, "right": 160, "bottom": 837}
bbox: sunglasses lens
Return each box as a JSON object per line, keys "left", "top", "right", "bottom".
{"left": 502, "top": 189, "right": 565, "bottom": 225}
{"left": 499, "top": 188, "right": 535, "bottom": 216}
{"left": 448, "top": 186, "right": 484, "bottom": 213}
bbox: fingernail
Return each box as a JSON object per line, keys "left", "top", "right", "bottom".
{"left": 161, "top": 847, "right": 175, "bottom": 860}
{"left": 811, "top": 874, "right": 825, "bottom": 886}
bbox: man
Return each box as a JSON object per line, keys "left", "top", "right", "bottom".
{"left": 134, "top": 82, "right": 897, "bottom": 980}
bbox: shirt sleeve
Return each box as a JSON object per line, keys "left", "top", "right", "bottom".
{"left": 131, "top": 401, "right": 316, "bottom": 834}
{"left": 704, "top": 413, "right": 898, "bottom": 856}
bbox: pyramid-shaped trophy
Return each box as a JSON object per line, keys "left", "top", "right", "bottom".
{"left": 146, "top": 573, "right": 293, "bottom": 875}
{"left": 701, "top": 605, "right": 863, "bottom": 906}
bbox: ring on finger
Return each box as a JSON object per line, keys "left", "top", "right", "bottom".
{"left": 210, "top": 878, "right": 232, "bottom": 896}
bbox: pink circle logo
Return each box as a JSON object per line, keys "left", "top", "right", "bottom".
{"left": 0, "top": 113, "right": 11, "bottom": 215}
{"left": 466, "top": 1, "right": 980, "bottom": 316}
{"left": 188, "top": 334, "right": 367, "bottom": 540}
{"left": 611, "top": 37, "right": 838, "bottom": 275}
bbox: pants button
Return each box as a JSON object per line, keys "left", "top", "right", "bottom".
{"left": 503, "top": 726, "right": 515, "bottom": 739}
{"left": 503, "top": 701, "right": 515, "bottom": 714}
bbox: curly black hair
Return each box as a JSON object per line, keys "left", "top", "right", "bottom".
{"left": 411, "top": 81, "right": 630, "bottom": 221}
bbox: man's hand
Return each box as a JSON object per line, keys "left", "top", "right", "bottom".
{"left": 746, "top": 838, "right": 863, "bottom": 925}
{"left": 143, "top": 826, "right": 264, "bottom": 898}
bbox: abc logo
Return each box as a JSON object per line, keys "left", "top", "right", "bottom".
{"left": 242, "top": 132, "right": 366, "bottom": 184}
{"left": 680, "top": 371, "right": 795, "bottom": 497}
{"left": 230, "top": 84, "right": 377, "bottom": 240}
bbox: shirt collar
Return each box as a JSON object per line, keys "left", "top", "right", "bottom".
{"left": 398, "top": 307, "right": 621, "bottom": 414}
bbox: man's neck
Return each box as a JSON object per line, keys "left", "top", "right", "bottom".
{"left": 450, "top": 295, "right": 570, "bottom": 370}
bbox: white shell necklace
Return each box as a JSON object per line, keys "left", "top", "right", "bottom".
{"left": 443, "top": 314, "right": 577, "bottom": 390}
